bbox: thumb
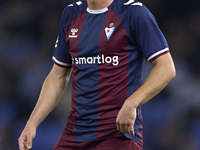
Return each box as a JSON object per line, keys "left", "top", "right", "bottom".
{"left": 26, "top": 137, "right": 33, "bottom": 149}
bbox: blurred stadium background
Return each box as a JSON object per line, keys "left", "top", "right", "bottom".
{"left": 0, "top": 0, "right": 200, "bottom": 149}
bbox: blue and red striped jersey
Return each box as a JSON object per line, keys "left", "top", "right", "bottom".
{"left": 52, "top": 0, "right": 169, "bottom": 145}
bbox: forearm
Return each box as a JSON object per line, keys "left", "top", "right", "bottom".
{"left": 116, "top": 53, "right": 176, "bottom": 135}
{"left": 27, "top": 66, "right": 72, "bottom": 128}
{"left": 127, "top": 53, "right": 176, "bottom": 108}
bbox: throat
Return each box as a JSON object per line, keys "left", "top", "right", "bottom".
{"left": 87, "top": 0, "right": 114, "bottom": 10}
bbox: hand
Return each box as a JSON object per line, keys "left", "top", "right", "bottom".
{"left": 18, "top": 122, "right": 36, "bottom": 150}
{"left": 116, "top": 100, "right": 137, "bottom": 136}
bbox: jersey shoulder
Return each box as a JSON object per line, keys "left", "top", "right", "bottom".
{"left": 111, "top": 0, "right": 148, "bottom": 16}
{"left": 111, "top": 0, "right": 156, "bottom": 27}
{"left": 61, "top": 0, "right": 87, "bottom": 28}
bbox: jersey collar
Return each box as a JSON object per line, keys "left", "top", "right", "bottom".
{"left": 86, "top": 7, "right": 108, "bottom": 14}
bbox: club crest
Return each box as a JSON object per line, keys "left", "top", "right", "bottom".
{"left": 105, "top": 23, "right": 115, "bottom": 40}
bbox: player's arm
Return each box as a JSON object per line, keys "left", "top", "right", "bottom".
{"left": 18, "top": 64, "right": 72, "bottom": 150}
{"left": 116, "top": 52, "right": 176, "bottom": 135}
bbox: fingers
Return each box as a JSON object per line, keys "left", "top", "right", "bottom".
{"left": 18, "top": 134, "right": 28, "bottom": 150}
{"left": 116, "top": 122, "right": 135, "bottom": 136}
{"left": 128, "top": 124, "right": 135, "bottom": 136}
{"left": 18, "top": 135, "right": 33, "bottom": 150}
{"left": 116, "top": 101, "right": 137, "bottom": 137}
{"left": 18, "top": 123, "right": 36, "bottom": 150}
{"left": 18, "top": 137, "right": 25, "bottom": 150}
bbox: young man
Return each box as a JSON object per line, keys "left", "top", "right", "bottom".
{"left": 18, "top": 0, "right": 176, "bottom": 149}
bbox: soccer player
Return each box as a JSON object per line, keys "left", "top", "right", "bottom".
{"left": 18, "top": 0, "right": 176, "bottom": 149}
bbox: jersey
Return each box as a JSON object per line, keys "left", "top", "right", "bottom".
{"left": 52, "top": 0, "right": 169, "bottom": 146}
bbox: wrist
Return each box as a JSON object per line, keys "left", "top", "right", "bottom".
{"left": 125, "top": 98, "right": 139, "bottom": 109}
{"left": 27, "top": 120, "right": 38, "bottom": 129}
{"left": 131, "top": 102, "right": 139, "bottom": 109}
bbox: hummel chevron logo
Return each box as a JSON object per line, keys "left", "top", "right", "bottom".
{"left": 69, "top": 28, "right": 78, "bottom": 38}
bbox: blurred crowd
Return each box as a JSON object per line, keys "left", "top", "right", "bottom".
{"left": 0, "top": 0, "right": 200, "bottom": 149}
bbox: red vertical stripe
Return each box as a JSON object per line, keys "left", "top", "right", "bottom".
{"left": 138, "top": 62, "right": 144, "bottom": 145}
{"left": 63, "top": 10, "right": 86, "bottom": 141}
{"left": 97, "top": 9, "right": 130, "bottom": 139}
{"left": 138, "top": 106, "right": 143, "bottom": 145}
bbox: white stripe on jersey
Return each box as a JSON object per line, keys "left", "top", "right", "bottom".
{"left": 68, "top": 4, "right": 73, "bottom": 7}
{"left": 123, "top": 0, "right": 135, "bottom": 5}
{"left": 52, "top": 56, "right": 71, "bottom": 67}
{"left": 76, "top": 1, "right": 82, "bottom": 5}
{"left": 147, "top": 47, "right": 169, "bottom": 62}
{"left": 67, "top": 1, "right": 82, "bottom": 7}
{"left": 131, "top": 2, "right": 143, "bottom": 6}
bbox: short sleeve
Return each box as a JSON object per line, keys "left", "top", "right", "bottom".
{"left": 52, "top": 7, "right": 72, "bottom": 67}
{"left": 132, "top": 4, "right": 169, "bottom": 62}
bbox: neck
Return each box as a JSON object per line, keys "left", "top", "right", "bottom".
{"left": 87, "top": 0, "right": 114, "bottom": 10}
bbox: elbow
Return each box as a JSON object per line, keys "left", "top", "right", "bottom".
{"left": 168, "top": 63, "right": 176, "bottom": 81}
{"left": 172, "top": 66, "right": 176, "bottom": 79}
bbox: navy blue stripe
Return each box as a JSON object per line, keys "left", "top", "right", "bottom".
{"left": 73, "top": 11, "right": 108, "bottom": 142}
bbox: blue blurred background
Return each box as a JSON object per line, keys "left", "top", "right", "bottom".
{"left": 0, "top": 0, "right": 200, "bottom": 149}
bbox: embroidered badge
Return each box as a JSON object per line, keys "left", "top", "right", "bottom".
{"left": 105, "top": 23, "right": 115, "bottom": 40}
